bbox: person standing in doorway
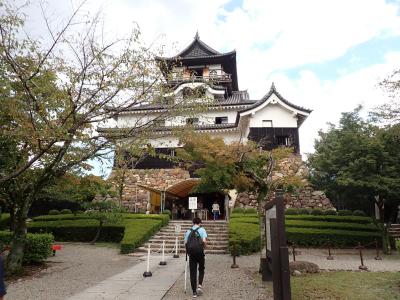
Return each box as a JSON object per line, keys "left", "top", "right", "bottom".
{"left": 212, "top": 201, "right": 220, "bottom": 221}
{"left": 184, "top": 217, "right": 207, "bottom": 298}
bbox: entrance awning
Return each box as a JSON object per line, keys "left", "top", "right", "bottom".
{"left": 137, "top": 178, "right": 200, "bottom": 198}
{"left": 166, "top": 178, "right": 199, "bottom": 198}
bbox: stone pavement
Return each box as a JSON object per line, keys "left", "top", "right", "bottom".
{"left": 68, "top": 254, "right": 186, "bottom": 300}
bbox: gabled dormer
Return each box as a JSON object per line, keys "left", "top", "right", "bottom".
{"left": 156, "top": 32, "right": 238, "bottom": 96}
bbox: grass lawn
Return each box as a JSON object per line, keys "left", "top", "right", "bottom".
{"left": 291, "top": 271, "right": 400, "bottom": 300}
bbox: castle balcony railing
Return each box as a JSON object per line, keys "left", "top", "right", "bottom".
{"left": 167, "top": 73, "right": 232, "bottom": 85}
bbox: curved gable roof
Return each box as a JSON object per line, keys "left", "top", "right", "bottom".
{"left": 240, "top": 83, "right": 312, "bottom": 115}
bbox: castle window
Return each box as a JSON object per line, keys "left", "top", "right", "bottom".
{"left": 186, "top": 118, "right": 199, "bottom": 125}
{"left": 276, "top": 136, "right": 292, "bottom": 146}
{"left": 215, "top": 116, "right": 228, "bottom": 124}
{"left": 262, "top": 120, "right": 273, "bottom": 127}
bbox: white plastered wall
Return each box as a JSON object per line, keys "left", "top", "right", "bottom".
{"left": 249, "top": 103, "right": 298, "bottom": 128}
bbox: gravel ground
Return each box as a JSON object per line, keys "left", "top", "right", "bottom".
{"left": 291, "top": 248, "right": 400, "bottom": 271}
{"left": 6, "top": 243, "right": 141, "bottom": 300}
{"left": 163, "top": 254, "right": 273, "bottom": 300}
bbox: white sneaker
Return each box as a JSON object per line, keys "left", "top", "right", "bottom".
{"left": 197, "top": 286, "right": 203, "bottom": 295}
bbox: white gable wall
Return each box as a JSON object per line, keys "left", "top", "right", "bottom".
{"left": 249, "top": 103, "right": 298, "bottom": 128}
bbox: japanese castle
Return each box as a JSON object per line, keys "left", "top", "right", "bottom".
{"left": 101, "top": 33, "right": 312, "bottom": 217}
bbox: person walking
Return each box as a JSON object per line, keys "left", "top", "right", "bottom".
{"left": 212, "top": 201, "right": 220, "bottom": 221}
{"left": 184, "top": 217, "right": 207, "bottom": 298}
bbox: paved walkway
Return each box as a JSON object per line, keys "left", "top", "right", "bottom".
{"left": 68, "top": 255, "right": 185, "bottom": 300}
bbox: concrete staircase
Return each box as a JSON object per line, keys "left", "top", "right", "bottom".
{"left": 389, "top": 224, "right": 400, "bottom": 238}
{"left": 136, "top": 220, "right": 229, "bottom": 255}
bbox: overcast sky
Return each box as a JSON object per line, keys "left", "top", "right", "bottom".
{"left": 21, "top": 0, "right": 400, "bottom": 176}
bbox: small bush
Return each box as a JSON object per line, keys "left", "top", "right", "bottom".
{"left": 244, "top": 208, "right": 257, "bottom": 214}
{"left": 48, "top": 209, "right": 60, "bottom": 215}
{"left": 162, "top": 209, "right": 171, "bottom": 216}
{"left": 0, "top": 214, "right": 11, "bottom": 230}
{"left": 338, "top": 210, "right": 352, "bottom": 216}
{"left": 60, "top": 209, "right": 72, "bottom": 214}
{"left": 285, "top": 215, "right": 373, "bottom": 224}
{"left": 232, "top": 208, "right": 244, "bottom": 214}
{"left": 0, "top": 231, "right": 54, "bottom": 264}
{"left": 285, "top": 208, "right": 299, "bottom": 215}
{"left": 311, "top": 209, "right": 323, "bottom": 215}
{"left": 352, "top": 210, "right": 366, "bottom": 217}
{"left": 229, "top": 221, "right": 260, "bottom": 255}
{"left": 298, "top": 208, "right": 311, "bottom": 215}
{"left": 323, "top": 210, "right": 337, "bottom": 216}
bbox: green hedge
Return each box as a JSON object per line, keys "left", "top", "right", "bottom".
{"left": 28, "top": 220, "right": 125, "bottom": 243}
{"left": 285, "top": 220, "right": 378, "bottom": 232}
{"left": 33, "top": 214, "right": 99, "bottom": 221}
{"left": 120, "top": 219, "right": 163, "bottom": 254}
{"left": 285, "top": 214, "right": 373, "bottom": 224}
{"left": 0, "top": 214, "right": 11, "bottom": 230}
{"left": 230, "top": 213, "right": 258, "bottom": 219}
{"left": 286, "top": 227, "right": 381, "bottom": 247}
{"left": 229, "top": 221, "right": 260, "bottom": 255}
{"left": 0, "top": 231, "right": 54, "bottom": 263}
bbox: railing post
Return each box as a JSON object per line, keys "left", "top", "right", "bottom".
{"left": 374, "top": 239, "right": 382, "bottom": 260}
{"left": 327, "top": 239, "right": 334, "bottom": 260}
{"left": 231, "top": 242, "right": 239, "bottom": 269}
{"left": 143, "top": 244, "right": 152, "bottom": 277}
{"left": 357, "top": 242, "right": 368, "bottom": 271}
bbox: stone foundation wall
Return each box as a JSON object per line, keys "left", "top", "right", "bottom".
{"left": 235, "top": 155, "right": 333, "bottom": 210}
{"left": 108, "top": 168, "right": 190, "bottom": 211}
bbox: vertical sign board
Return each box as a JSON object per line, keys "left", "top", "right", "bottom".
{"left": 265, "top": 205, "right": 276, "bottom": 252}
{"left": 189, "top": 197, "right": 198, "bottom": 210}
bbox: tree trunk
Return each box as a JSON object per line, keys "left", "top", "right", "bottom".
{"left": 91, "top": 219, "right": 103, "bottom": 244}
{"left": 6, "top": 207, "right": 28, "bottom": 274}
{"left": 258, "top": 198, "right": 267, "bottom": 273}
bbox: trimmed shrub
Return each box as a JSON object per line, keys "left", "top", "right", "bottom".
{"left": 230, "top": 213, "right": 258, "bottom": 219}
{"left": 298, "top": 208, "right": 311, "bottom": 215}
{"left": 338, "top": 209, "right": 352, "bottom": 216}
{"left": 232, "top": 208, "right": 245, "bottom": 214}
{"left": 311, "top": 209, "right": 323, "bottom": 215}
{"left": 162, "top": 209, "right": 171, "bottom": 216}
{"left": 285, "top": 220, "right": 378, "bottom": 232}
{"left": 0, "top": 231, "right": 54, "bottom": 263}
{"left": 323, "top": 210, "right": 337, "bottom": 216}
{"left": 352, "top": 210, "right": 366, "bottom": 217}
{"left": 285, "top": 214, "right": 373, "bottom": 224}
{"left": 120, "top": 219, "right": 163, "bottom": 254}
{"left": 60, "top": 209, "right": 73, "bottom": 214}
{"left": 28, "top": 219, "right": 125, "bottom": 242}
{"left": 33, "top": 214, "right": 93, "bottom": 221}
{"left": 229, "top": 221, "right": 260, "bottom": 255}
{"left": 244, "top": 208, "right": 257, "bottom": 214}
{"left": 285, "top": 208, "right": 299, "bottom": 215}
{"left": 286, "top": 227, "right": 381, "bottom": 247}
{"left": 48, "top": 209, "right": 60, "bottom": 215}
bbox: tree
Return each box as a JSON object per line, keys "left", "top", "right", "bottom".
{"left": 177, "top": 133, "right": 303, "bottom": 269}
{"left": 0, "top": 1, "right": 200, "bottom": 273}
{"left": 308, "top": 107, "right": 400, "bottom": 252}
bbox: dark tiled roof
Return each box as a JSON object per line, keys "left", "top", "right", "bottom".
{"left": 106, "top": 90, "right": 256, "bottom": 112}
{"left": 98, "top": 122, "right": 239, "bottom": 134}
{"left": 240, "top": 83, "right": 312, "bottom": 114}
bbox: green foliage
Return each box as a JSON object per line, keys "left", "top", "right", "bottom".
{"left": 396, "top": 239, "right": 400, "bottom": 253}
{"left": 0, "top": 213, "right": 11, "bottom": 230}
{"left": 286, "top": 227, "right": 381, "bottom": 247}
{"left": 0, "top": 231, "right": 54, "bottom": 264}
{"left": 28, "top": 220, "right": 125, "bottom": 242}
{"left": 338, "top": 210, "right": 352, "bottom": 216}
{"left": 352, "top": 210, "right": 366, "bottom": 216}
{"left": 33, "top": 213, "right": 93, "bottom": 221}
{"left": 308, "top": 107, "right": 400, "bottom": 218}
{"left": 285, "top": 208, "right": 299, "bottom": 215}
{"left": 120, "top": 219, "right": 164, "bottom": 254}
{"left": 285, "top": 220, "right": 378, "bottom": 232}
{"left": 232, "top": 208, "right": 244, "bottom": 214}
{"left": 298, "top": 208, "right": 311, "bottom": 215}
{"left": 244, "top": 208, "right": 257, "bottom": 214}
{"left": 323, "top": 210, "right": 337, "bottom": 216}
{"left": 83, "top": 200, "right": 126, "bottom": 226}
{"left": 311, "top": 208, "right": 323, "bottom": 215}
{"left": 162, "top": 209, "right": 171, "bottom": 216}
{"left": 60, "top": 209, "right": 72, "bottom": 214}
{"left": 229, "top": 219, "right": 260, "bottom": 255}
{"left": 230, "top": 213, "right": 258, "bottom": 219}
{"left": 285, "top": 214, "right": 373, "bottom": 224}
{"left": 48, "top": 210, "right": 60, "bottom": 215}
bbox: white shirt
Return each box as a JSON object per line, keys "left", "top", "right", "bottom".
{"left": 212, "top": 203, "right": 220, "bottom": 212}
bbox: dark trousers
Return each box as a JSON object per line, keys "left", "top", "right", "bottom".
{"left": 189, "top": 253, "right": 205, "bottom": 293}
